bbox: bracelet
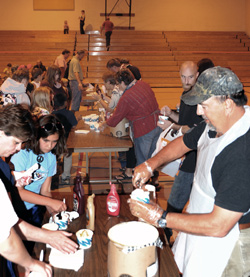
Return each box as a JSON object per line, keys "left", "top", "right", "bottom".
{"left": 144, "top": 161, "right": 153, "bottom": 176}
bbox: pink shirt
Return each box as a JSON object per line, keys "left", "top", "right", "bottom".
{"left": 54, "top": 54, "right": 66, "bottom": 70}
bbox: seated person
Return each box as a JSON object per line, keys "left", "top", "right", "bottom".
{"left": 3, "top": 63, "right": 12, "bottom": 78}
{"left": 33, "top": 60, "right": 46, "bottom": 73}
{"left": 106, "top": 58, "right": 141, "bottom": 81}
{"left": 91, "top": 72, "right": 123, "bottom": 114}
{"left": 31, "top": 68, "right": 43, "bottom": 89}
{"left": 0, "top": 69, "right": 30, "bottom": 106}
{"left": 31, "top": 86, "right": 53, "bottom": 118}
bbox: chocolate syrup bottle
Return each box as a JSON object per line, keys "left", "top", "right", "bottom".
{"left": 73, "top": 174, "right": 85, "bottom": 215}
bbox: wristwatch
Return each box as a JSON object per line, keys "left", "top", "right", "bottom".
{"left": 157, "top": 210, "right": 168, "bottom": 228}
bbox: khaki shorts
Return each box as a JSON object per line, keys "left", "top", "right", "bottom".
{"left": 221, "top": 228, "right": 250, "bottom": 277}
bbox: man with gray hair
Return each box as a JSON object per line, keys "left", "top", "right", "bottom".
{"left": 68, "top": 50, "right": 87, "bottom": 111}
{"left": 129, "top": 67, "right": 250, "bottom": 276}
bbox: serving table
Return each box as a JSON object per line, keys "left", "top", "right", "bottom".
{"left": 33, "top": 194, "right": 180, "bottom": 277}
{"left": 67, "top": 111, "right": 132, "bottom": 185}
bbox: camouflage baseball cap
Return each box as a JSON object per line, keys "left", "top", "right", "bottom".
{"left": 181, "top": 66, "right": 243, "bottom": 105}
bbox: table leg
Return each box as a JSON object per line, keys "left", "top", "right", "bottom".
{"left": 109, "top": 152, "right": 112, "bottom": 182}
{"left": 86, "top": 153, "right": 89, "bottom": 175}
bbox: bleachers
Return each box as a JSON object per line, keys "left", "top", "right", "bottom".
{"left": 0, "top": 30, "right": 250, "bottom": 107}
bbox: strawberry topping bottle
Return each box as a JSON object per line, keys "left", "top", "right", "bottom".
{"left": 106, "top": 182, "right": 120, "bottom": 216}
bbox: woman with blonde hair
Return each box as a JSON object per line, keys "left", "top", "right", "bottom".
{"left": 31, "top": 86, "right": 53, "bottom": 118}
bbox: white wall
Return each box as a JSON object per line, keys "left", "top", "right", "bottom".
{"left": 0, "top": 0, "right": 246, "bottom": 32}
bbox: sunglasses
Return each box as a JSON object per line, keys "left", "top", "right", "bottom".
{"left": 40, "top": 122, "right": 64, "bottom": 132}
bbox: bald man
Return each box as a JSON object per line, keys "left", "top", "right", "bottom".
{"left": 157, "top": 61, "right": 203, "bottom": 241}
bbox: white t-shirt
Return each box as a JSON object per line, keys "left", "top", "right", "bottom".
{"left": 0, "top": 180, "right": 18, "bottom": 243}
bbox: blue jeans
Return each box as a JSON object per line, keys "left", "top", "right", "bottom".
{"left": 167, "top": 170, "right": 194, "bottom": 211}
{"left": 69, "top": 80, "right": 82, "bottom": 111}
{"left": 134, "top": 127, "right": 162, "bottom": 166}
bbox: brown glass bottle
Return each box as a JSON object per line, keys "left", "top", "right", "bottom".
{"left": 73, "top": 174, "right": 85, "bottom": 215}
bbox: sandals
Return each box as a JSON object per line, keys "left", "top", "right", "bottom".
{"left": 115, "top": 172, "right": 132, "bottom": 181}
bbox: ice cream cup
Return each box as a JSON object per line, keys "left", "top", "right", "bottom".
{"left": 42, "top": 222, "right": 59, "bottom": 231}
{"left": 130, "top": 189, "right": 150, "bottom": 204}
{"left": 76, "top": 229, "right": 93, "bottom": 249}
{"left": 53, "top": 212, "right": 69, "bottom": 230}
{"left": 158, "top": 115, "right": 169, "bottom": 125}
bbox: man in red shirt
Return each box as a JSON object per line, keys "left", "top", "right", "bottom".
{"left": 99, "top": 69, "right": 161, "bottom": 166}
{"left": 101, "top": 17, "right": 114, "bottom": 51}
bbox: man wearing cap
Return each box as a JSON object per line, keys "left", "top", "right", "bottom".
{"left": 129, "top": 67, "right": 250, "bottom": 276}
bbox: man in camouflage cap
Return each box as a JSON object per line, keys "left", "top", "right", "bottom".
{"left": 129, "top": 67, "right": 250, "bottom": 276}
{"left": 182, "top": 66, "right": 243, "bottom": 105}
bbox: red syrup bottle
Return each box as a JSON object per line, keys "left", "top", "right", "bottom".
{"left": 106, "top": 182, "right": 120, "bottom": 216}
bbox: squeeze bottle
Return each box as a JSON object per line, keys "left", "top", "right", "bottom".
{"left": 86, "top": 194, "right": 95, "bottom": 231}
{"left": 106, "top": 182, "right": 120, "bottom": 216}
{"left": 73, "top": 174, "right": 85, "bottom": 215}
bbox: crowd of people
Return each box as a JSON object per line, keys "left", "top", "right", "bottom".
{"left": 1, "top": 42, "right": 250, "bottom": 276}
{"left": 0, "top": 49, "right": 83, "bottom": 276}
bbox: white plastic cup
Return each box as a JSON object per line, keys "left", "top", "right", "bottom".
{"left": 76, "top": 229, "right": 94, "bottom": 249}
{"left": 53, "top": 212, "right": 69, "bottom": 230}
{"left": 158, "top": 115, "right": 169, "bottom": 125}
{"left": 130, "top": 189, "right": 150, "bottom": 204}
{"left": 42, "top": 222, "right": 59, "bottom": 231}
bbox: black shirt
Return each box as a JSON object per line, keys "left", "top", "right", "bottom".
{"left": 178, "top": 92, "right": 203, "bottom": 173}
{"left": 184, "top": 122, "right": 250, "bottom": 224}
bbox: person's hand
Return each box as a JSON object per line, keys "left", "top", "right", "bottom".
{"left": 78, "top": 83, "right": 84, "bottom": 91}
{"left": 128, "top": 199, "right": 163, "bottom": 227}
{"left": 15, "top": 175, "right": 31, "bottom": 188}
{"left": 132, "top": 162, "right": 153, "bottom": 188}
{"left": 25, "top": 260, "right": 52, "bottom": 277}
{"left": 157, "top": 119, "right": 172, "bottom": 130}
{"left": 46, "top": 231, "right": 78, "bottom": 254}
{"left": 77, "top": 115, "right": 82, "bottom": 121}
{"left": 91, "top": 92, "right": 101, "bottom": 101}
{"left": 47, "top": 199, "right": 67, "bottom": 214}
{"left": 161, "top": 105, "right": 172, "bottom": 117}
{"left": 102, "top": 94, "right": 110, "bottom": 102}
{"left": 98, "top": 121, "right": 107, "bottom": 132}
